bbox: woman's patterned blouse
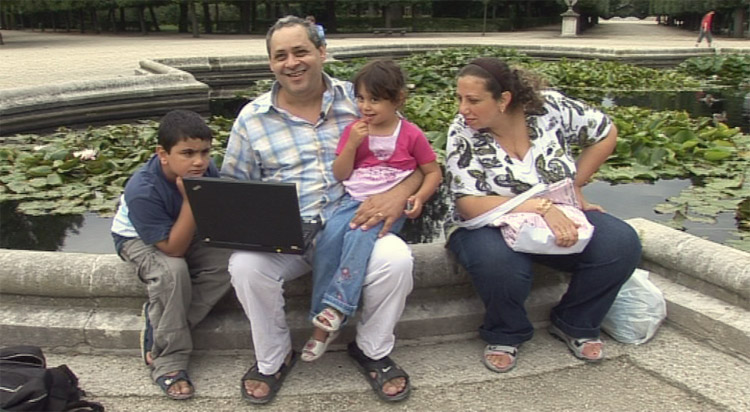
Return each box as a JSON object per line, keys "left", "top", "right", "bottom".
{"left": 444, "top": 90, "right": 612, "bottom": 229}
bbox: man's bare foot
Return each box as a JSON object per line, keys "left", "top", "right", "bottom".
{"left": 243, "top": 351, "right": 294, "bottom": 399}
{"left": 145, "top": 351, "right": 154, "bottom": 366}
{"left": 311, "top": 326, "right": 329, "bottom": 343}
{"left": 377, "top": 373, "right": 407, "bottom": 396}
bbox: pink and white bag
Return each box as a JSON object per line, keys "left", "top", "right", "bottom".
{"left": 457, "top": 178, "right": 594, "bottom": 254}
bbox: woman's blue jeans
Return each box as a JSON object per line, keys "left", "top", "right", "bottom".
{"left": 311, "top": 195, "right": 405, "bottom": 319}
{"left": 447, "top": 211, "right": 641, "bottom": 346}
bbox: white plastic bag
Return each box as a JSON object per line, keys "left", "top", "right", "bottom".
{"left": 601, "top": 269, "right": 667, "bottom": 345}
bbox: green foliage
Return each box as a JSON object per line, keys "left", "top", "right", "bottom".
{"left": 0, "top": 117, "right": 232, "bottom": 216}
{"left": 677, "top": 54, "right": 750, "bottom": 89}
{"left": 2, "top": 47, "right": 748, "bottom": 250}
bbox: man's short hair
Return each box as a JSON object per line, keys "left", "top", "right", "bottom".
{"left": 157, "top": 110, "right": 213, "bottom": 153}
{"left": 265, "top": 15, "right": 324, "bottom": 55}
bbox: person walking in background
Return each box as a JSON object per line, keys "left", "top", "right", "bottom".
{"left": 306, "top": 15, "right": 326, "bottom": 45}
{"left": 302, "top": 59, "right": 442, "bottom": 363}
{"left": 695, "top": 10, "right": 715, "bottom": 47}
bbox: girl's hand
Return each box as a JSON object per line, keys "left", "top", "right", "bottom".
{"left": 543, "top": 206, "right": 580, "bottom": 248}
{"left": 404, "top": 196, "right": 423, "bottom": 219}
{"left": 348, "top": 120, "right": 369, "bottom": 148}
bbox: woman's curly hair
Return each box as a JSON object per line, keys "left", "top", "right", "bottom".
{"left": 458, "top": 57, "right": 546, "bottom": 115}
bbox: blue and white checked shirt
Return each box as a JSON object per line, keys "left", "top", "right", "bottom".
{"left": 220, "top": 73, "right": 359, "bottom": 221}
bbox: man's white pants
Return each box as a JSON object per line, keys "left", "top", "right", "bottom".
{"left": 228, "top": 234, "right": 414, "bottom": 374}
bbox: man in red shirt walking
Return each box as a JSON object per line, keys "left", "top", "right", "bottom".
{"left": 695, "top": 10, "right": 715, "bottom": 47}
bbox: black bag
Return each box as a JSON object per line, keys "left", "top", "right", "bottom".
{"left": 0, "top": 345, "right": 104, "bottom": 411}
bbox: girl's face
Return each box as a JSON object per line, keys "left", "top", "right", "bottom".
{"left": 355, "top": 85, "right": 400, "bottom": 129}
{"left": 456, "top": 75, "right": 505, "bottom": 130}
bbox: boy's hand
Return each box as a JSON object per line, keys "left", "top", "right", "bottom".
{"left": 176, "top": 176, "right": 188, "bottom": 199}
{"left": 348, "top": 120, "right": 369, "bottom": 148}
{"left": 404, "top": 196, "right": 423, "bottom": 219}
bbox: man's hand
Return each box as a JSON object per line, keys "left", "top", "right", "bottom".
{"left": 350, "top": 190, "right": 408, "bottom": 237}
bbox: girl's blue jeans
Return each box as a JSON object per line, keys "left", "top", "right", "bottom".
{"left": 447, "top": 211, "right": 641, "bottom": 345}
{"left": 311, "top": 195, "right": 406, "bottom": 319}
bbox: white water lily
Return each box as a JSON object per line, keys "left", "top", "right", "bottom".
{"left": 73, "top": 149, "right": 98, "bottom": 161}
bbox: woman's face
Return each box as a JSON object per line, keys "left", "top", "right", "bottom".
{"left": 456, "top": 75, "right": 504, "bottom": 130}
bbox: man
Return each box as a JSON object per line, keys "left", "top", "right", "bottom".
{"left": 220, "top": 16, "right": 420, "bottom": 404}
{"left": 695, "top": 10, "right": 715, "bottom": 47}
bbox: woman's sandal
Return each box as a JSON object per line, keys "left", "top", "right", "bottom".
{"left": 155, "top": 370, "right": 194, "bottom": 400}
{"left": 482, "top": 344, "right": 518, "bottom": 373}
{"left": 549, "top": 324, "right": 604, "bottom": 362}
{"left": 301, "top": 330, "right": 339, "bottom": 362}
{"left": 347, "top": 341, "right": 411, "bottom": 403}
{"left": 312, "top": 307, "right": 346, "bottom": 333}
{"left": 240, "top": 351, "right": 299, "bottom": 405}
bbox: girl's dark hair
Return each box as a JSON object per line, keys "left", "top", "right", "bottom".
{"left": 158, "top": 110, "right": 213, "bottom": 153}
{"left": 458, "top": 57, "right": 546, "bottom": 114}
{"left": 352, "top": 59, "right": 406, "bottom": 104}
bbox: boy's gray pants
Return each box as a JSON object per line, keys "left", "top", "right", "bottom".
{"left": 120, "top": 237, "right": 232, "bottom": 381}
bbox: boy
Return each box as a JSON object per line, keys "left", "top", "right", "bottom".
{"left": 111, "top": 109, "right": 231, "bottom": 400}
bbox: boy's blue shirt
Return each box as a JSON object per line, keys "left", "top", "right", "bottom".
{"left": 111, "top": 154, "right": 219, "bottom": 253}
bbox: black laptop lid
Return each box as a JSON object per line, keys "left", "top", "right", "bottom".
{"left": 183, "top": 177, "right": 315, "bottom": 254}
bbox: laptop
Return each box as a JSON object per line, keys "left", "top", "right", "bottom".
{"left": 182, "top": 177, "right": 321, "bottom": 254}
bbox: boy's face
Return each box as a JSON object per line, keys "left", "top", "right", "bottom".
{"left": 157, "top": 137, "right": 211, "bottom": 182}
{"left": 268, "top": 25, "right": 326, "bottom": 100}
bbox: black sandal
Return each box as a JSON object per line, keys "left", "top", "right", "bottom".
{"left": 240, "top": 351, "right": 298, "bottom": 405}
{"left": 140, "top": 301, "right": 153, "bottom": 367}
{"left": 347, "top": 341, "right": 411, "bottom": 402}
{"left": 155, "top": 370, "right": 194, "bottom": 400}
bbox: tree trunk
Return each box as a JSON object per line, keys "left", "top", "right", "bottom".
{"left": 91, "top": 9, "right": 100, "bottom": 33}
{"left": 79, "top": 9, "right": 85, "bottom": 33}
{"left": 149, "top": 5, "right": 160, "bottom": 32}
{"left": 202, "top": 2, "right": 212, "bottom": 34}
{"left": 137, "top": 5, "right": 147, "bottom": 34}
{"left": 108, "top": 8, "right": 116, "bottom": 33}
{"left": 214, "top": 2, "right": 219, "bottom": 32}
{"left": 179, "top": 1, "right": 189, "bottom": 33}
{"left": 239, "top": 0, "right": 252, "bottom": 34}
{"left": 732, "top": 7, "right": 746, "bottom": 38}
{"left": 119, "top": 7, "right": 125, "bottom": 32}
{"left": 189, "top": 1, "right": 200, "bottom": 37}
{"left": 325, "top": 0, "right": 336, "bottom": 33}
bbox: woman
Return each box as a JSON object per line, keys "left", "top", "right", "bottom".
{"left": 445, "top": 57, "right": 641, "bottom": 372}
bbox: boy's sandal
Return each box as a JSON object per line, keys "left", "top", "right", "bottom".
{"left": 347, "top": 341, "right": 411, "bottom": 403}
{"left": 312, "top": 307, "right": 346, "bottom": 333}
{"left": 301, "top": 331, "right": 340, "bottom": 362}
{"left": 240, "top": 351, "right": 299, "bottom": 405}
{"left": 549, "top": 324, "right": 604, "bottom": 362}
{"left": 482, "top": 344, "right": 518, "bottom": 373}
{"left": 140, "top": 301, "right": 154, "bottom": 367}
{"left": 155, "top": 370, "right": 194, "bottom": 400}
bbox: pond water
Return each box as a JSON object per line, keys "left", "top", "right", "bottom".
{"left": 1, "top": 89, "right": 747, "bottom": 254}
{"left": 0, "top": 179, "right": 738, "bottom": 254}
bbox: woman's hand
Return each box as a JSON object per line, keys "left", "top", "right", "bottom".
{"left": 543, "top": 206, "right": 580, "bottom": 248}
{"left": 574, "top": 185, "right": 605, "bottom": 212}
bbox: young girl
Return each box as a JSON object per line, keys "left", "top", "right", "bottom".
{"left": 302, "top": 59, "right": 442, "bottom": 362}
